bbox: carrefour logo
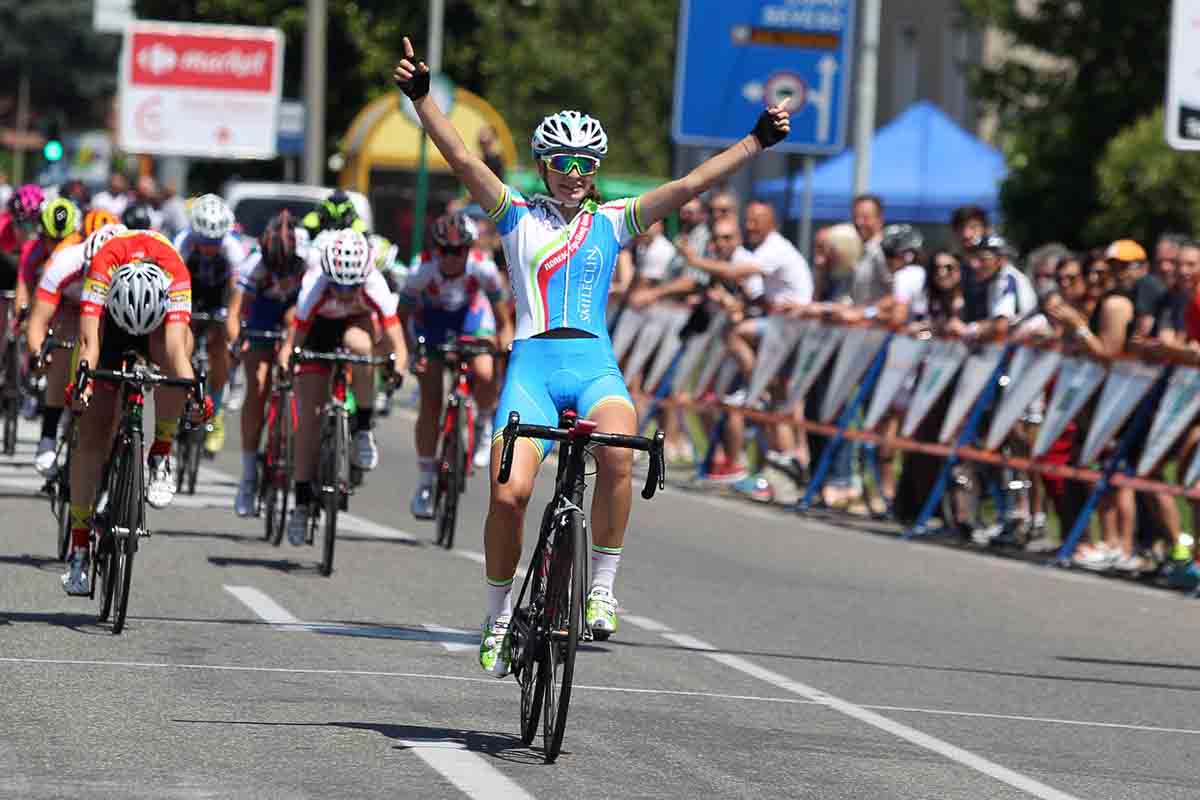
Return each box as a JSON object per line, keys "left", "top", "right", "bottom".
{"left": 137, "top": 42, "right": 178, "bottom": 75}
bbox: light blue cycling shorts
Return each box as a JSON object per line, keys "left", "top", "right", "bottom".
{"left": 493, "top": 335, "right": 634, "bottom": 460}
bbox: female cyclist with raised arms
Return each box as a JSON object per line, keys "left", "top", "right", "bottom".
{"left": 395, "top": 37, "right": 791, "bottom": 674}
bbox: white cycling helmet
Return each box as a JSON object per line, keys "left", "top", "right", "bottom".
{"left": 83, "top": 223, "right": 127, "bottom": 267}
{"left": 190, "top": 193, "right": 233, "bottom": 240}
{"left": 106, "top": 261, "right": 171, "bottom": 335}
{"left": 530, "top": 110, "right": 608, "bottom": 160}
{"left": 321, "top": 228, "right": 372, "bottom": 286}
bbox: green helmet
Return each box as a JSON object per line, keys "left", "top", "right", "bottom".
{"left": 41, "top": 197, "right": 81, "bottom": 240}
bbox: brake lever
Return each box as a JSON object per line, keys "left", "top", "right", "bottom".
{"left": 497, "top": 411, "right": 521, "bottom": 484}
{"left": 642, "top": 430, "right": 666, "bottom": 500}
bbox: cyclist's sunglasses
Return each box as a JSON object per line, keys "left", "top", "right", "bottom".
{"left": 323, "top": 201, "right": 355, "bottom": 219}
{"left": 439, "top": 244, "right": 468, "bottom": 257}
{"left": 541, "top": 154, "right": 600, "bottom": 177}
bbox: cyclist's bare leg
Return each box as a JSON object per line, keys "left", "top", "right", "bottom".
{"left": 149, "top": 324, "right": 195, "bottom": 428}
{"left": 470, "top": 351, "right": 497, "bottom": 410}
{"left": 239, "top": 349, "right": 272, "bottom": 454}
{"left": 44, "top": 311, "right": 78, "bottom": 416}
{"left": 484, "top": 436, "right": 540, "bottom": 581}
{"left": 589, "top": 401, "right": 637, "bottom": 552}
{"left": 343, "top": 319, "right": 375, "bottom": 410}
{"left": 293, "top": 371, "right": 325, "bottom": 484}
{"left": 70, "top": 388, "right": 120, "bottom": 521}
{"left": 206, "top": 325, "right": 230, "bottom": 398}
{"left": 415, "top": 367, "right": 444, "bottom": 458}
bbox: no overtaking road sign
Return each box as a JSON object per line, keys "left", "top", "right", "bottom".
{"left": 671, "top": 0, "right": 856, "bottom": 155}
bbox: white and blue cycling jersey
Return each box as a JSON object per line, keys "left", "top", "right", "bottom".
{"left": 487, "top": 185, "right": 644, "bottom": 341}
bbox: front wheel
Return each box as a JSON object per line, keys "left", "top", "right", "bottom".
{"left": 110, "top": 430, "right": 144, "bottom": 635}
{"left": 2, "top": 399, "right": 16, "bottom": 456}
{"left": 541, "top": 509, "right": 584, "bottom": 763}
{"left": 55, "top": 476, "right": 71, "bottom": 562}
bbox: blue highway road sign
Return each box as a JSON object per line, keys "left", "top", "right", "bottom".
{"left": 672, "top": 0, "right": 856, "bottom": 155}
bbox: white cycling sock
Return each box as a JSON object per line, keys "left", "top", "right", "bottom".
{"left": 590, "top": 546, "right": 622, "bottom": 595}
{"left": 418, "top": 457, "right": 435, "bottom": 488}
{"left": 242, "top": 450, "right": 258, "bottom": 481}
{"left": 485, "top": 576, "right": 513, "bottom": 621}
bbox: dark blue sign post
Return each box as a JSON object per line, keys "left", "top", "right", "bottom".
{"left": 672, "top": 0, "right": 856, "bottom": 154}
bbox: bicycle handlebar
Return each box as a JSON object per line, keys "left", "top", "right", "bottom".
{"left": 229, "top": 327, "right": 288, "bottom": 355}
{"left": 416, "top": 335, "right": 498, "bottom": 360}
{"left": 189, "top": 311, "right": 227, "bottom": 325}
{"left": 77, "top": 360, "right": 206, "bottom": 404}
{"left": 498, "top": 411, "right": 666, "bottom": 500}
{"left": 292, "top": 348, "right": 396, "bottom": 368}
{"left": 35, "top": 336, "right": 76, "bottom": 371}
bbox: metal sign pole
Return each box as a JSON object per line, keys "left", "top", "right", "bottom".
{"left": 411, "top": 0, "right": 445, "bottom": 262}
{"left": 303, "top": 0, "right": 327, "bottom": 184}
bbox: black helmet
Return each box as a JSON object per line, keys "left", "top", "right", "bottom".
{"left": 122, "top": 202, "right": 154, "bottom": 230}
{"left": 881, "top": 224, "right": 924, "bottom": 259}
{"left": 318, "top": 189, "right": 359, "bottom": 229}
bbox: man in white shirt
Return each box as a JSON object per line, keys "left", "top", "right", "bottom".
{"left": 850, "top": 194, "right": 888, "bottom": 306}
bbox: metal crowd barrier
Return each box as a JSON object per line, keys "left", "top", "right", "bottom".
{"left": 614, "top": 309, "right": 1200, "bottom": 566}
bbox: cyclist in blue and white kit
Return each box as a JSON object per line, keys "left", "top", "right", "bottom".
{"left": 401, "top": 211, "right": 513, "bottom": 519}
{"left": 396, "top": 38, "right": 792, "bottom": 674}
{"left": 174, "top": 193, "right": 246, "bottom": 455}
{"left": 226, "top": 209, "right": 310, "bottom": 515}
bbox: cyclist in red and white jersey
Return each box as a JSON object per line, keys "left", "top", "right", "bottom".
{"left": 278, "top": 229, "right": 407, "bottom": 545}
{"left": 401, "top": 212, "right": 513, "bottom": 518}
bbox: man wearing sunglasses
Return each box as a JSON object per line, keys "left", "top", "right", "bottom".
{"left": 174, "top": 193, "right": 248, "bottom": 456}
{"left": 400, "top": 211, "right": 512, "bottom": 518}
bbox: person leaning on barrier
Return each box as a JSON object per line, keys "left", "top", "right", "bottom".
{"left": 1154, "top": 233, "right": 1186, "bottom": 293}
{"left": 1026, "top": 242, "right": 1071, "bottom": 297}
{"left": 946, "top": 234, "right": 1038, "bottom": 342}
{"left": 850, "top": 194, "right": 887, "bottom": 305}
{"left": 832, "top": 224, "right": 925, "bottom": 329}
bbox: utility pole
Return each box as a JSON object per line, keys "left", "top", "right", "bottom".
{"left": 303, "top": 0, "right": 327, "bottom": 184}
{"left": 12, "top": 69, "right": 30, "bottom": 185}
{"left": 852, "top": 0, "right": 881, "bottom": 196}
{"left": 410, "top": 0, "right": 445, "bottom": 261}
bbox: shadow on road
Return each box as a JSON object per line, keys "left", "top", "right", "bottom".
{"left": 206, "top": 555, "right": 321, "bottom": 574}
{"left": 608, "top": 639, "right": 1200, "bottom": 694}
{"left": 156, "top": 528, "right": 264, "bottom": 544}
{"left": 0, "top": 610, "right": 110, "bottom": 635}
{"left": 171, "top": 718, "right": 541, "bottom": 764}
{"left": 1058, "top": 655, "right": 1200, "bottom": 673}
{"left": 0, "top": 553, "right": 67, "bottom": 573}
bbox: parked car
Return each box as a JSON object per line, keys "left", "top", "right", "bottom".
{"left": 222, "top": 181, "right": 373, "bottom": 238}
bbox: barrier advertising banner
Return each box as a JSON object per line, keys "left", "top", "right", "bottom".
{"left": 673, "top": 313, "right": 727, "bottom": 395}
{"left": 744, "top": 317, "right": 806, "bottom": 407}
{"left": 623, "top": 309, "right": 673, "bottom": 383}
{"left": 820, "top": 327, "right": 888, "bottom": 422}
{"left": 785, "top": 321, "right": 843, "bottom": 410}
{"left": 119, "top": 21, "right": 284, "bottom": 158}
{"left": 1078, "top": 361, "right": 1163, "bottom": 465}
{"left": 984, "top": 347, "right": 1062, "bottom": 450}
{"left": 1033, "top": 356, "right": 1108, "bottom": 457}
{"left": 938, "top": 344, "right": 1005, "bottom": 444}
{"left": 1137, "top": 366, "right": 1200, "bottom": 475}
{"left": 863, "top": 335, "right": 927, "bottom": 430}
{"left": 901, "top": 339, "right": 967, "bottom": 437}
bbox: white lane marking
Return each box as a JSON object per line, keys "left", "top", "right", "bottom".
{"left": 656, "top": 633, "right": 1082, "bottom": 800}
{"left": 621, "top": 614, "right": 674, "bottom": 633}
{"left": 223, "top": 585, "right": 472, "bottom": 652}
{"left": 420, "top": 623, "right": 478, "bottom": 653}
{"left": 223, "top": 585, "right": 304, "bottom": 627}
{"left": 2, "top": 655, "right": 1198, "bottom": 737}
{"left": 400, "top": 741, "right": 535, "bottom": 800}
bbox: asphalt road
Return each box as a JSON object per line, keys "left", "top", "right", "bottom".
{"left": 2, "top": 405, "right": 1199, "bottom": 799}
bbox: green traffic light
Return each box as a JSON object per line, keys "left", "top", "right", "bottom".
{"left": 43, "top": 140, "right": 63, "bottom": 162}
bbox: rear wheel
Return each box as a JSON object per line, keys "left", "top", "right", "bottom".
{"left": 270, "top": 394, "right": 293, "bottom": 546}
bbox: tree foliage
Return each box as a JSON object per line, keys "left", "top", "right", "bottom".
{"left": 0, "top": 0, "right": 120, "bottom": 128}
{"left": 1090, "top": 108, "right": 1200, "bottom": 245}
{"left": 960, "top": 0, "right": 1170, "bottom": 249}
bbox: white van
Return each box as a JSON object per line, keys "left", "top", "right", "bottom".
{"left": 222, "top": 181, "right": 373, "bottom": 238}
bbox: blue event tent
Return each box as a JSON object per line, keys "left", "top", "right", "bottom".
{"left": 755, "top": 101, "right": 1007, "bottom": 224}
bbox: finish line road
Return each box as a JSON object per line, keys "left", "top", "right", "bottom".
{"left": 1, "top": 413, "right": 1198, "bottom": 799}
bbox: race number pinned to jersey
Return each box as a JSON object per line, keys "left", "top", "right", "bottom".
{"left": 1137, "top": 366, "right": 1200, "bottom": 476}
{"left": 644, "top": 307, "right": 692, "bottom": 394}
{"left": 938, "top": 343, "right": 1005, "bottom": 444}
{"left": 820, "top": 327, "right": 888, "bottom": 423}
{"left": 743, "top": 317, "right": 806, "bottom": 408}
{"left": 610, "top": 307, "right": 646, "bottom": 362}
{"left": 784, "top": 321, "right": 842, "bottom": 411}
{"left": 984, "top": 346, "right": 1062, "bottom": 451}
{"left": 1077, "top": 360, "right": 1163, "bottom": 465}
{"left": 674, "top": 313, "right": 727, "bottom": 396}
{"left": 1032, "top": 356, "right": 1108, "bottom": 457}
{"left": 863, "top": 335, "right": 928, "bottom": 430}
{"left": 623, "top": 307, "right": 674, "bottom": 384}
{"left": 901, "top": 339, "right": 968, "bottom": 437}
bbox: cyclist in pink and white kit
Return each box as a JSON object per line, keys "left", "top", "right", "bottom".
{"left": 400, "top": 212, "right": 513, "bottom": 519}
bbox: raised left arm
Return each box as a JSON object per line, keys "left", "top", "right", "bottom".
{"left": 636, "top": 103, "right": 791, "bottom": 228}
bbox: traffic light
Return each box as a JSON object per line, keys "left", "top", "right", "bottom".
{"left": 41, "top": 118, "right": 63, "bottom": 162}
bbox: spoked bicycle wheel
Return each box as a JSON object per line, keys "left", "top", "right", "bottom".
{"left": 319, "top": 416, "right": 346, "bottom": 577}
{"left": 540, "top": 509, "right": 585, "bottom": 763}
{"left": 110, "top": 431, "right": 143, "bottom": 635}
{"left": 515, "top": 504, "right": 555, "bottom": 746}
{"left": 185, "top": 432, "right": 202, "bottom": 495}
{"left": 435, "top": 404, "right": 461, "bottom": 550}
{"left": 55, "top": 474, "right": 70, "bottom": 562}
{"left": 2, "top": 399, "right": 16, "bottom": 455}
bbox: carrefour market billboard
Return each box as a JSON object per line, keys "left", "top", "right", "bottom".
{"left": 118, "top": 21, "right": 284, "bottom": 159}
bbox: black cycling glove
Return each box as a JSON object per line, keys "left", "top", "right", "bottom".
{"left": 751, "top": 110, "right": 787, "bottom": 149}
{"left": 396, "top": 59, "right": 431, "bottom": 101}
